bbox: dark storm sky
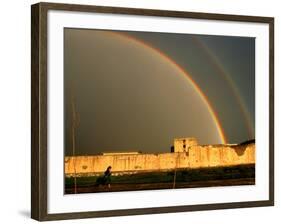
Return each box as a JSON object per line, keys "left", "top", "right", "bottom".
{"left": 64, "top": 28, "right": 255, "bottom": 156}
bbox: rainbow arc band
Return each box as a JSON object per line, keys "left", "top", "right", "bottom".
{"left": 106, "top": 31, "right": 227, "bottom": 143}
{"left": 192, "top": 37, "right": 254, "bottom": 138}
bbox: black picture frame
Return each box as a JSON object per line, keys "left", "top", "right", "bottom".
{"left": 31, "top": 2, "right": 274, "bottom": 221}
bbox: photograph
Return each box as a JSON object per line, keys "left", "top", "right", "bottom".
{"left": 63, "top": 28, "right": 256, "bottom": 194}
{"left": 30, "top": 2, "right": 274, "bottom": 220}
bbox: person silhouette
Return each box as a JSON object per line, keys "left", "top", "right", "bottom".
{"left": 95, "top": 166, "right": 112, "bottom": 188}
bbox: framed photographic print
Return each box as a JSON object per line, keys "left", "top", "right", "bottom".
{"left": 31, "top": 2, "right": 274, "bottom": 221}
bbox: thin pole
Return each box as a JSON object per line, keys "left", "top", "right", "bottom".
{"left": 173, "top": 152, "right": 180, "bottom": 189}
{"left": 71, "top": 94, "right": 78, "bottom": 194}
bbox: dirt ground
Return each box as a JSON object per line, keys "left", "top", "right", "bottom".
{"left": 65, "top": 177, "right": 255, "bottom": 194}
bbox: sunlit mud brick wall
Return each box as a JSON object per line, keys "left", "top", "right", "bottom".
{"left": 65, "top": 138, "right": 255, "bottom": 176}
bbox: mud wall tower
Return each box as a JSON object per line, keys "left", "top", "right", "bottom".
{"left": 173, "top": 137, "right": 198, "bottom": 152}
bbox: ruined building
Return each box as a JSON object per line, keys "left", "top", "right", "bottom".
{"left": 65, "top": 138, "right": 255, "bottom": 177}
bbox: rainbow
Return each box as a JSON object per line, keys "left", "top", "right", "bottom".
{"left": 192, "top": 37, "right": 254, "bottom": 139}
{"left": 105, "top": 31, "right": 227, "bottom": 144}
